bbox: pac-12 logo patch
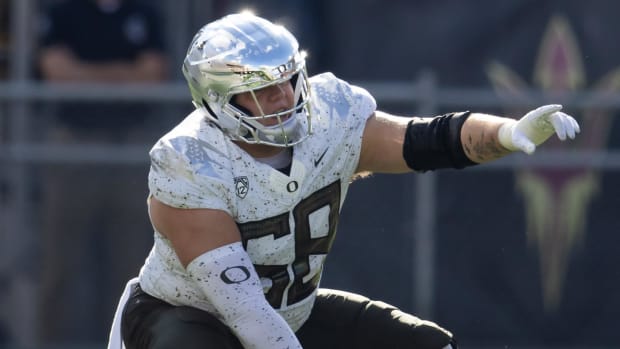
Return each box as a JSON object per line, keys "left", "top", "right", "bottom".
{"left": 234, "top": 176, "right": 249, "bottom": 198}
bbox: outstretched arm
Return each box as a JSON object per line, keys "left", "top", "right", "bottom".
{"left": 356, "top": 105, "right": 580, "bottom": 174}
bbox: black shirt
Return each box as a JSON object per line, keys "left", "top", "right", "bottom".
{"left": 39, "top": 0, "right": 164, "bottom": 130}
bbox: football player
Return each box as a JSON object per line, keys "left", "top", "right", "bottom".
{"left": 107, "top": 12, "right": 580, "bottom": 349}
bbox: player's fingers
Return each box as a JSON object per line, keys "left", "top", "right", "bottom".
{"left": 550, "top": 112, "right": 567, "bottom": 141}
{"left": 525, "top": 104, "right": 563, "bottom": 121}
{"left": 558, "top": 112, "right": 577, "bottom": 139}
{"left": 569, "top": 114, "right": 581, "bottom": 134}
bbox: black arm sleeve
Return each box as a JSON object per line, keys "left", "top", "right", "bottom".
{"left": 402, "top": 111, "right": 478, "bottom": 172}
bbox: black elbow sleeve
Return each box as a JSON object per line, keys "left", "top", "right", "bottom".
{"left": 402, "top": 111, "right": 478, "bottom": 172}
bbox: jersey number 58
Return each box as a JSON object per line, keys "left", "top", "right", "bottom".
{"left": 237, "top": 180, "right": 341, "bottom": 308}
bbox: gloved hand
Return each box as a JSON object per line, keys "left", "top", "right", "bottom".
{"left": 497, "top": 104, "right": 580, "bottom": 154}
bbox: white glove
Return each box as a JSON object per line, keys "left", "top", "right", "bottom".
{"left": 497, "top": 104, "right": 580, "bottom": 154}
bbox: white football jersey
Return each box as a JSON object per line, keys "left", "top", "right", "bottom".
{"left": 139, "top": 72, "right": 377, "bottom": 331}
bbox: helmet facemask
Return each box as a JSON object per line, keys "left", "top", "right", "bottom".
{"left": 224, "top": 68, "right": 312, "bottom": 147}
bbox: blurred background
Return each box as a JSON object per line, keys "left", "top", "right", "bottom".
{"left": 1, "top": 0, "right": 619, "bottom": 348}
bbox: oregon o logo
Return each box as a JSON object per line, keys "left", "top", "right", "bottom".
{"left": 220, "top": 266, "right": 251, "bottom": 284}
{"left": 287, "top": 180, "right": 299, "bottom": 193}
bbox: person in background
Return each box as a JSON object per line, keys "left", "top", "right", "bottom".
{"left": 109, "top": 12, "right": 579, "bottom": 349}
{"left": 37, "top": 0, "right": 167, "bottom": 344}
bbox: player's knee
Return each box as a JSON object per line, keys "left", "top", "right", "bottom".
{"left": 362, "top": 299, "right": 455, "bottom": 348}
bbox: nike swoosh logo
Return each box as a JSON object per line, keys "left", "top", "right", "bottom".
{"left": 314, "top": 147, "right": 329, "bottom": 167}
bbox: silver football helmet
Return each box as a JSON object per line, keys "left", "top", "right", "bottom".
{"left": 182, "top": 12, "right": 312, "bottom": 147}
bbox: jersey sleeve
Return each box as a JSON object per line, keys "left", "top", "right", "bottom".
{"left": 311, "top": 72, "right": 377, "bottom": 179}
{"left": 148, "top": 138, "right": 233, "bottom": 214}
{"left": 340, "top": 79, "right": 377, "bottom": 177}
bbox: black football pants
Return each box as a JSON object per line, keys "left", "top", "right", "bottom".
{"left": 121, "top": 284, "right": 455, "bottom": 349}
